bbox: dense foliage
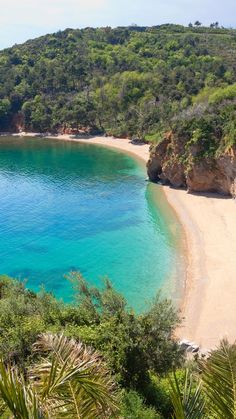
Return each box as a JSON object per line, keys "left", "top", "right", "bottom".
{"left": 0, "top": 24, "right": 236, "bottom": 154}
{"left": 1, "top": 275, "right": 236, "bottom": 417}
{"left": 0, "top": 273, "right": 182, "bottom": 417}
{"left": 0, "top": 333, "right": 119, "bottom": 418}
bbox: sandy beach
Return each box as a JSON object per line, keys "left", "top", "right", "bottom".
{"left": 9, "top": 133, "right": 236, "bottom": 349}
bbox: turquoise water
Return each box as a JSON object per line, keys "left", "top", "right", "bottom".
{"left": 0, "top": 136, "right": 183, "bottom": 308}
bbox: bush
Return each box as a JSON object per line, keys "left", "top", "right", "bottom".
{"left": 120, "top": 390, "right": 160, "bottom": 418}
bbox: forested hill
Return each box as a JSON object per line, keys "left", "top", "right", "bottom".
{"left": 1, "top": 24, "right": 236, "bottom": 142}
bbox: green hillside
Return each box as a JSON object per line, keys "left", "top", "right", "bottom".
{"left": 0, "top": 24, "right": 236, "bottom": 151}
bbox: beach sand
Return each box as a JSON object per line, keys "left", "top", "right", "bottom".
{"left": 11, "top": 133, "right": 236, "bottom": 349}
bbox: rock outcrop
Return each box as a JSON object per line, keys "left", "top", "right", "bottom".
{"left": 147, "top": 132, "right": 236, "bottom": 197}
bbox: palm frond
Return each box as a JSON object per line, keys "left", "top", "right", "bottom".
{"left": 0, "top": 358, "right": 43, "bottom": 419}
{"left": 200, "top": 339, "right": 236, "bottom": 418}
{"left": 169, "top": 369, "right": 205, "bottom": 419}
{"left": 30, "top": 333, "right": 119, "bottom": 418}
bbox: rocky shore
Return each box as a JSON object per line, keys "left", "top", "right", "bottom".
{"left": 147, "top": 132, "right": 236, "bottom": 198}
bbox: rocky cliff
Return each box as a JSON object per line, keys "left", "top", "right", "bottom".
{"left": 147, "top": 132, "right": 236, "bottom": 198}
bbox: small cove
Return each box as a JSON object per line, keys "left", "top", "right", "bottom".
{"left": 0, "top": 136, "right": 184, "bottom": 309}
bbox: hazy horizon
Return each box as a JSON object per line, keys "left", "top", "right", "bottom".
{"left": 1, "top": 0, "right": 236, "bottom": 50}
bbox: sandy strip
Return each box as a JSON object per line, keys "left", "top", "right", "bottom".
{"left": 9, "top": 133, "right": 236, "bottom": 349}
{"left": 53, "top": 134, "right": 151, "bottom": 162}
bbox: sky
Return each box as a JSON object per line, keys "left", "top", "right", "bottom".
{"left": 0, "top": 0, "right": 236, "bottom": 49}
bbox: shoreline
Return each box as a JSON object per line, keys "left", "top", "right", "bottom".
{"left": 3, "top": 133, "right": 236, "bottom": 350}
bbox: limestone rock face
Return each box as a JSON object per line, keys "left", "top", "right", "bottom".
{"left": 147, "top": 133, "right": 187, "bottom": 188}
{"left": 147, "top": 134, "right": 236, "bottom": 197}
{"left": 161, "top": 159, "right": 186, "bottom": 188}
{"left": 147, "top": 137, "right": 169, "bottom": 181}
{"left": 217, "top": 147, "right": 236, "bottom": 197}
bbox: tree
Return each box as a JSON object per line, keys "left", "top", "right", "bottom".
{"left": 169, "top": 369, "right": 205, "bottom": 419}
{"left": 194, "top": 21, "right": 202, "bottom": 27}
{"left": 0, "top": 333, "right": 119, "bottom": 418}
{"left": 201, "top": 339, "right": 236, "bottom": 418}
{"left": 210, "top": 22, "right": 219, "bottom": 29}
{"left": 0, "top": 98, "right": 11, "bottom": 127}
{"left": 67, "top": 272, "right": 183, "bottom": 393}
{"left": 168, "top": 339, "right": 236, "bottom": 418}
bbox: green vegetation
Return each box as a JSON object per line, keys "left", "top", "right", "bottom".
{"left": 0, "top": 24, "right": 236, "bottom": 155}
{"left": 169, "top": 340, "right": 236, "bottom": 418}
{"left": 0, "top": 274, "right": 236, "bottom": 417}
{"left": 0, "top": 333, "right": 118, "bottom": 418}
{"left": 0, "top": 273, "right": 182, "bottom": 417}
{"left": 1, "top": 23, "right": 236, "bottom": 416}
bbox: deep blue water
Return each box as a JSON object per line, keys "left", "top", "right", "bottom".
{"left": 0, "top": 137, "right": 183, "bottom": 308}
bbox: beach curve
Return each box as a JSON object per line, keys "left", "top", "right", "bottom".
{"left": 10, "top": 133, "right": 236, "bottom": 350}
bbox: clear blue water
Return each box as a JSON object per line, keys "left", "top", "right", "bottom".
{"left": 0, "top": 136, "right": 183, "bottom": 309}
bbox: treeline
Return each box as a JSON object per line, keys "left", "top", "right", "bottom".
{"left": 0, "top": 24, "right": 236, "bottom": 154}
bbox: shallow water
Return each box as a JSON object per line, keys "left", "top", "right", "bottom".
{"left": 0, "top": 136, "right": 183, "bottom": 309}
